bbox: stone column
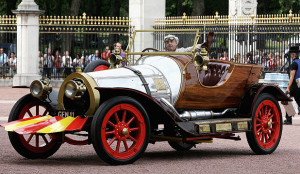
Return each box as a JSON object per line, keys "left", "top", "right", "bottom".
{"left": 12, "top": 0, "right": 44, "bottom": 87}
{"left": 228, "top": 0, "right": 257, "bottom": 61}
{"left": 129, "top": 0, "right": 165, "bottom": 62}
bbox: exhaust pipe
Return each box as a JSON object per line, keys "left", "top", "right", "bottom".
{"left": 160, "top": 98, "right": 236, "bottom": 121}
{"left": 179, "top": 109, "right": 236, "bottom": 121}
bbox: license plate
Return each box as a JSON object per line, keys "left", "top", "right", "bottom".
{"left": 57, "top": 111, "right": 75, "bottom": 118}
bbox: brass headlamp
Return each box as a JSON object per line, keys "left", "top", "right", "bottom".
{"left": 64, "top": 80, "right": 87, "bottom": 100}
{"left": 30, "top": 78, "right": 52, "bottom": 100}
{"left": 193, "top": 47, "right": 210, "bottom": 71}
{"left": 109, "top": 48, "right": 123, "bottom": 68}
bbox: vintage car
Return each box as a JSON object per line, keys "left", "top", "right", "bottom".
{"left": 1, "top": 29, "right": 291, "bottom": 165}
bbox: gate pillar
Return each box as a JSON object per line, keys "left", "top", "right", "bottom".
{"left": 129, "top": 0, "right": 165, "bottom": 62}
{"left": 12, "top": 0, "right": 44, "bottom": 87}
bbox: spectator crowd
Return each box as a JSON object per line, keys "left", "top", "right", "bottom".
{"left": 209, "top": 49, "right": 286, "bottom": 71}
{"left": 0, "top": 47, "right": 17, "bottom": 78}
{"left": 39, "top": 42, "right": 125, "bottom": 79}
{"left": 0, "top": 43, "right": 289, "bottom": 79}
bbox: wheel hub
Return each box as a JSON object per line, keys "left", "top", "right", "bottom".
{"left": 115, "top": 123, "right": 129, "bottom": 139}
{"left": 262, "top": 117, "right": 270, "bottom": 133}
{"left": 122, "top": 128, "right": 129, "bottom": 135}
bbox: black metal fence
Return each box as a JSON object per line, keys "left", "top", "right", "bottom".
{"left": 2, "top": 12, "right": 300, "bottom": 78}
{"left": 0, "top": 14, "right": 134, "bottom": 79}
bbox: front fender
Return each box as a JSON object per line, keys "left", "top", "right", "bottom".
{"left": 238, "top": 84, "right": 291, "bottom": 117}
{"left": 95, "top": 87, "right": 198, "bottom": 135}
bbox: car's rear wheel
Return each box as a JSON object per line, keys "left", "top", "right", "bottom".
{"left": 8, "top": 94, "right": 62, "bottom": 159}
{"left": 168, "top": 141, "right": 194, "bottom": 151}
{"left": 246, "top": 93, "right": 282, "bottom": 154}
{"left": 84, "top": 59, "right": 110, "bottom": 72}
{"left": 91, "top": 96, "right": 150, "bottom": 165}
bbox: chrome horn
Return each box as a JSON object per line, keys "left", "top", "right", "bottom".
{"left": 109, "top": 48, "right": 123, "bottom": 68}
{"left": 193, "top": 47, "right": 209, "bottom": 71}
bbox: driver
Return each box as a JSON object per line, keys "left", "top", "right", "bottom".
{"left": 164, "top": 32, "right": 214, "bottom": 52}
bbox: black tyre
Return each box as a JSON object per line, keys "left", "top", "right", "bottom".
{"left": 8, "top": 94, "right": 62, "bottom": 159}
{"left": 246, "top": 93, "right": 282, "bottom": 154}
{"left": 84, "top": 60, "right": 110, "bottom": 72}
{"left": 168, "top": 141, "right": 194, "bottom": 151}
{"left": 91, "top": 96, "right": 150, "bottom": 165}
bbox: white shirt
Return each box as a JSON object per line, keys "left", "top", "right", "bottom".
{"left": 175, "top": 44, "right": 202, "bottom": 52}
{"left": 9, "top": 57, "right": 17, "bottom": 66}
{"left": 62, "top": 56, "right": 72, "bottom": 65}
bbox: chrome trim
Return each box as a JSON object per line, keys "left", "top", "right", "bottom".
{"left": 30, "top": 79, "right": 52, "bottom": 100}
{"left": 58, "top": 73, "right": 100, "bottom": 116}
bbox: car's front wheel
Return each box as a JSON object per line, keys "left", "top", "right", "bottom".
{"left": 91, "top": 96, "right": 150, "bottom": 165}
{"left": 8, "top": 94, "right": 62, "bottom": 159}
{"left": 246, "top": 93, "right": 282, "bottom": 154}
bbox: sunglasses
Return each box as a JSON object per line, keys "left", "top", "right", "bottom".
{"left": 164, "top": 37, "right": 176, "bottom": 43}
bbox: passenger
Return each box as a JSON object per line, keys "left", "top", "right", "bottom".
{"left": 164, "top": 32, "right": 214, "bottom": 52}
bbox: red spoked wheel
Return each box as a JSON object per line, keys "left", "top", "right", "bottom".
{"left": 91, "top": 96, "right": 150, "bottom": 165}
{"left": 8, "top": 94, "right": 62, "bottom": 159}
{"left": 246, "top": 93, "right": 282, "bottom": 154}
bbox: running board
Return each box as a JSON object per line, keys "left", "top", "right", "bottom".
{"left": 176, "top": 118, "right": 252, "bottom": 135}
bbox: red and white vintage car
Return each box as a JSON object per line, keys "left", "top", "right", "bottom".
{"left": 1, "top": 29, "right": 290, "bottom": 165}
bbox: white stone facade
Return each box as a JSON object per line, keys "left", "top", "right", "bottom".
{"left": 12, "top": 0, "right": 43, "bottom": 87}
{"left": 129, "top": 0, "right": 165, "bottom": 62}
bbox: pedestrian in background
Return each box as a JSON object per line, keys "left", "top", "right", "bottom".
{"left": 0, "top": 48, "right": 8, "bottom": 77}
{"left": 285, "top": 46, "right": 300, "bottom": 124}
{"left": 101, "top": 46, "right": 111, "bottom": 61}
{"left": 38, "top": 51, "right": 44, "bottom": 75}
{"left": 8, "top": 52, "right": 17, "bottom": 77}
{"left": 43, "top": 48, "right": 54, "bottom": 79}
{"left": 53, "top": 50, "right": 62, "bottom": 79}
{"left": 89, "top": 50, "right": 100, "bottom": 62}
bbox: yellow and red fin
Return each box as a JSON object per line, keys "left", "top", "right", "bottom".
{"left": 0, "top": 115, "right": 42, "bottom": 127}
{"left": 14, "top": 116, "right": 63, "bottom": 135}
{"left": 37, "top": 116, "right": 76, "bottom": 134}
{"left": 4, "top": 116, "right": 52, "bottom": 132}
{"left": 1, "top": 116, "right": 88, "bottom": 134}
{"left": 65, "top": 117, "right": 88, "bottom": 132}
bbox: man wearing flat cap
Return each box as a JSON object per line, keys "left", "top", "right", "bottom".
{"left": 164, "top": 32, "right": 214, "bottom": 52}
{"left": 285, "top": 44, "right": 300, "bottom": 124}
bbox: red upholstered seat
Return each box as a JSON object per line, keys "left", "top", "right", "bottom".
{"left": 200, "top": 62, "right": 230, "bottom": 86}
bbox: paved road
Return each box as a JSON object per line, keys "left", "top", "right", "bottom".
{"left": 0, "top": 87, "right": 300, "bottom": 173}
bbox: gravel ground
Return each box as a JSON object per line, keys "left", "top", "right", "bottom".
{"left": 0, "top": 87, "right": 300, "bottom": 174}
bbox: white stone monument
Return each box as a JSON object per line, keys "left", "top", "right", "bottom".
{"left": 228, "top": 0, "right": 257, "bottom": 60}
{"left": 12, "top": 0, "right": 43, "bottom": 87}
{"left": 129, "top": 0, "right": 165, "bottom": 62}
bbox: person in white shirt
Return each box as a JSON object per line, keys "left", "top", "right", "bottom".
{"left": 73, "top": 53, "right": 82, "bottom": 71}
{"left": 62, "top": 51, "right": 72, "bottom": 66}
{"left": 8, "top": 52, "right": 17, "bottom": 77}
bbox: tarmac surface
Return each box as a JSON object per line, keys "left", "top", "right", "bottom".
{"left": 0, "top": 87, "right": 300, "bottom": 174}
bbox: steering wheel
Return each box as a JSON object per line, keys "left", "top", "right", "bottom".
{"left": 141, "top": 48, "right": 159, "bottom": 56}
{"left": 135, "top": 48, "right": 160, "bottom": 63}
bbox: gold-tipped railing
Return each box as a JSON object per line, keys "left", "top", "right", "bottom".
{"left": 39, "top": 13, "right": 131, "bottom": 26}
{"left": 0, "top": 13, "right": 133, "bottom": 34}
{"left": 155, "top": 10, "right": 300, "bottom": 26}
